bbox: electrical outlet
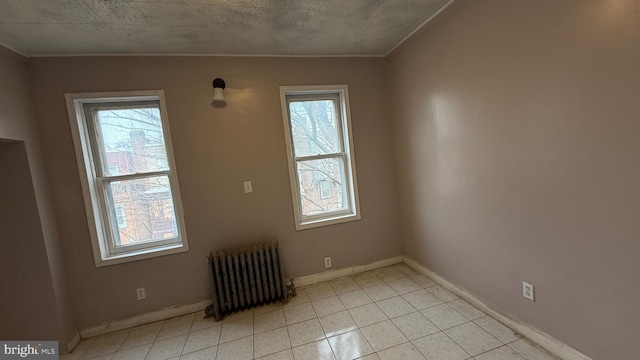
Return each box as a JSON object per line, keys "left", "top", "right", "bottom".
{"left": 243, "top": 181, "right": 253, "bottom": 193}
{"left": 324, "top": 257, "right": 332, "bottom": 268}
{"left": 136, "top": 287, "right": 146, "bottom": 300}
{"left": 522, "top": 281, "right": 534, "bottom": 301}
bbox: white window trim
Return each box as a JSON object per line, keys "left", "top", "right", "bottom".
{"left": 279, "top": 85, "right": 361, "bottom": 230}
{"left": 65, "top": 90, "right": 189, "bottom": 267}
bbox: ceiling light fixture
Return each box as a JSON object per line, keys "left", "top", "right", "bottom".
{"left": 211, "top": 78, "right": 226, "bottom": 105}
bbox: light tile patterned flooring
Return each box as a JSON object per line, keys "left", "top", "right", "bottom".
{"left": 63, "top": 264, "right": 560, "bottom": 360}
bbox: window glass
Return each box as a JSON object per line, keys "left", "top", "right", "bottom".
{"left": 106, "top": 175, "right": 178, "bottom": 246}
{"left": 95, "top": 107, "right": 169, "bottom": 176}
{"left": 114, "top": 204, "right": 127, "bottom": 229}
{"left": 296, "top": 157, "right": 346, "bottom": 216}
{"left": 288, "top": 99, "right": 341, "bottom": 157}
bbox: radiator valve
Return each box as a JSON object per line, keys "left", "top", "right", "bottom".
{"left": 287, "top": 278, "right": 297, "bottom": 298}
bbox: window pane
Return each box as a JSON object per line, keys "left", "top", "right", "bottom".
{"left": 114, "top": 204, "right": 127, "bottom": 229}
{"left": 96, "top": 107, "right": 169, "bottom": 176}
{"left": 297, "top": 157, "right": 347, "bottom": 216}
{"left": 107, "top": 175, "right": 178, "bottom": 246}
{"left": 289, "top": 99, "right": 341, "bottom": 157}
{"left": 320, "top": 181, "right": 332, "bottom": 199}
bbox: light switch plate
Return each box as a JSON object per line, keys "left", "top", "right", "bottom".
{"left": 243, "top": 181, "right": 253, "bottom": 193}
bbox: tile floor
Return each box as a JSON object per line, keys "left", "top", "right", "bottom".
{"left": 62, "top": 264, "right": 560, "bottom": 360}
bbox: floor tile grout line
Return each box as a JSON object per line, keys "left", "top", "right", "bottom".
{"left": 115, "top": 328, "right": 134, "bottom": 353}
{"left": 472, "top": 316, "right": 525, "bottom": 345}
{"left": 283, "top": 321, "right": 293, "bottom": 358}
{"left": 408, "top": 329, "right": 467, "bottom": 360}
{"left": 177, "top": 314, "right": 196, "bottom": 357}
{"left": 308, "top": 274, "right": 381, "bottom": 359}
{"left": 440, "top": 322, "right": 487, "bottom": 359}
{"left": 366, "top": 317, "right": 411, "bottom": 353}
{"left": 67, "top": 266, "right": 558, "bottom": 360}
{"left": 469, "top": 343, "right": 520, "bottom": 359}
{"left": 176, "top": 334, "right": 187, "bottom": 360}
{"left": 180, "top": 318, "right": 222, "bottom": 357}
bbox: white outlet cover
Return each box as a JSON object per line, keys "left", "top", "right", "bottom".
{"left": 136, "top": 287, "right": 146, "bottom": 300}
{"left": 243, "top": 181, "right": 253, "bottom": 193}
{"left": 522, "top": 281, "right": 534, "bottom": 301}
{"left": 324, "top": 257, "right": 332, "bottom": 268}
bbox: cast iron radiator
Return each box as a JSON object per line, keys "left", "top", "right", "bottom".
{"left": 205, "top": 240, "right": 292, "bottom": 321}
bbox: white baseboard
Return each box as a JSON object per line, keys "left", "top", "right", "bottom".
{"left": 78, "top": 256, "right": 403, "bottom": 340}
{"left": 66, "top": 332, "right": 81, "bottom": 353}
{"left": 402, "top": 256, "right": 591, "bottom": 360}
{"left": 80, "top": 299, "right": 211, "bottom": 339}
{"left": 74, "top": 254, "right": 590, "bottom": 360}
{"left": 294, "top": 255, "right": 403, "bottom": 287}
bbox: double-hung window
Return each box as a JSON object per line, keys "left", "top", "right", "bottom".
{"left": 65, "top": 90, "right": 188, "bottom": 267}
{"left": 280, "top": 85, "right": 361, "bottom": 230}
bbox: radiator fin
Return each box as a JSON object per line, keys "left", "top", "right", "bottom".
{"left": 207, "top": 240, "right": 288, "bottom": 321}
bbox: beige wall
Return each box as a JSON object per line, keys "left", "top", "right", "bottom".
{"left": 0, "top": 141, "right": 59, "bottom": 339}
{"left": 28, "top": 56, "right": 401, "bottom": 327}
{"left": 388, "top": 1, "right": 640, "bottom": 359}
{"left": 0, "top": 50, "right": 76, "bottom": 344}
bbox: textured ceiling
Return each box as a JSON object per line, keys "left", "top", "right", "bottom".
{"left": 0, "top": 0, "right": 451, "bottom": 57}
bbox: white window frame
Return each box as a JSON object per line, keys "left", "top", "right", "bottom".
{"left": 280, "top": 85, "right": 361, "bottom": 230}
{"left": 65, "top": 90, "right": 189, "bottom": 267}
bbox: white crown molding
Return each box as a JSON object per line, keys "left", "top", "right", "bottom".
{"left": 0, "top": 42, "right": 29, "bottom": 63}
{"left": 386, "top": 0, "right": 456, "bottom": 57}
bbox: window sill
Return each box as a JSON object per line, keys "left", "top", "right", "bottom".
{"left": 94, "top": 242, "right": 189, "bottom": 267}
{"left": 296, "top": 212, "right": 361, "bottom": 231}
